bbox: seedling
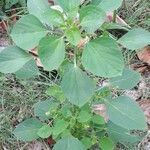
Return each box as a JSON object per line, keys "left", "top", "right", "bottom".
{"left": 0, "top": 0, "right": 150, "bottom": 149}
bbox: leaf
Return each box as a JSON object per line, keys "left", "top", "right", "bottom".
{"left": 92, "top": 114, "right": 105, "bottom": 125}
{"left": 0, "top": 46, "right": 32, "bottom": 73}
{"left": 53, "top": 136, "right": 86, "bottom": 150}
{"left": 11, "top": 15, "right": 48, "bottom": 50}
{"left": 137, "top": 46, "right": 150, "bottom": 64}
{"left": 38, "top": 36, "right": 65, "bottom": 71}
{"left": 110, "top": 68, "right": 141, "bottom": 90}
{"left": 27, "top": 0, "right": 50, "bottom": 24}
{"left": 55, "top": 0, "right": 80, "bottom": 18}
{"left": 106, "top": 96, "right": 147, "bottom": 130}
{"left": 77, "top": 110, "right": 92, "bottom": 123}
{"left": 34, "top": 100, "right": 58, "bottom": 121}
{"left": 52, "top": 119, "right": 69, "bottom": 137}
{"left": 15, "top": 59, "right": 40, "bottom": 79}
{"left": 61, "top": 64, "right": 96, "bottom": 107}
{"left": 61, "top": 105, "right": 72, "bottom": 118}
{"left": 13, "top": 118, "right": 43, "bottom": 141}
{"left": 107, "top": 121, "right": 141, "bottom": 144}
{"left": 65, "top": 26, "right": 81, "bottom": 46}
{"left": 43, "top": 8, "right": 64, "bottom": 26}
{"left": 79, "top": 5, "right": 106, "bottom": 32}
{"left": 99, "top": 137, "right": 115, "bottom": 150}
{"left": 37, "top": 124, "right": 52, "bottom": 139}
{"left": 81, "top": 37, "right": 124, "bottom": 77}
{"left": 46, "top": 85, "right": 66, "bottom": 102}
{"left": 81, "top": 137, "right": 93, "bottom": 149}
{"left": 99, "top": 0, "right": 123, "bottom": 12}
{"left": 118, "top": 28, "right": 150, "bottom": 50}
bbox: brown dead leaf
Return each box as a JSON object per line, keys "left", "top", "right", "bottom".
{"left": 138, "top": 46, "right": 150, "bottom": 64}
{"left": 93, "top": 104, "right": 109, "bottom": 122}
{"left": 139, "top": 100, "right": 150, "bottom": 125}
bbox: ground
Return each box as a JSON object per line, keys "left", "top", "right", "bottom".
{"left": 0, "top": 0, "right": 150, "bottom": 149}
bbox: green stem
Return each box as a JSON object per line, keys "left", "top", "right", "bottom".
{"left": 112, "top": 10, "right": 117, "bottom": 23}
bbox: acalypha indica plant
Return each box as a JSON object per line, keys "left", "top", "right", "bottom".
{"left": 0, "top": 0, "right": 150, "bottom": 149}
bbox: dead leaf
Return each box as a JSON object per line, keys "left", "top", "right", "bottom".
{"left": 27, "top": 141, "right": 50, "bottom": 150}
{"left": 138, "top": 46, "right": 150, "bottom": 64}
{"left": 93, "top": 104, "right": 109, "bottom": 122}
{"left": 139, "top": 100, "right": 150, "bottom": 125}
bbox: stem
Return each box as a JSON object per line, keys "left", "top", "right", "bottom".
{"left": 74, "top": 48, "right": 78, "bottom": 67}
{"left": 112, "top": 10, "right": 117, "bottom": 23}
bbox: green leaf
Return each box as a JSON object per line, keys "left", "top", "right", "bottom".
{"left": 27, "top": 0, "right": 50, "bottom": 24}
{"left": 106, "top": 96, "right": 147, "bottom": 130}
{"left": 81, "top": 137, "right": 93, "bottom": 149}
{"left": 110, "top": 68, "right": 141, "bottom": 90}
{"left": 38, "top": 36, "right": 65, "bottom": 71}
{"left": 79, "top": 5, "right": 106, "bottom": 32}
{"left": 91, "top": 0, "right": 102, "bottom": 5}
{"left": 46, "top": 85, "right": 66, "bottom": 102}
{"left": 34, "top": 100, "right": 58, "bottom": 121}
{"left": 56, "top": 0, "right": 80, "bottom": 18}
{"left": 15, "top": 59, "right": 39, "bottom": 79}
{"left": 53, "top": 136, "right": 86, "bottom": 150}
{"left": 13, "top": 118, "right": 43, "bottom": 141}
{"left": 99, "top": 137, "right": 115, "bottom": 150}
{"left": 53, "top": 119, "right": 69, "bottom": 137}
{"left": 37, "top": 124, "right": 52, "bottom": 139}
{"left": 11, "top": 14, "right": 48, "bottom": 50}
{"left": 77, "top": 110, "right": 92, "bottom": 123}
{"left": 107, "top": 121, "right": 141, "bottom": 144}
{"left": 43, "top": 8, "right": 64, "bottom": 26}
{"left": 61, "top": 105, "right": 72, "bottom": 118}
{"left": 99, "top": 0, "right": 123, "bottom": 12}
{"left": 0, "top": 46, "right": 32, "bottom": 73}
{"left": 61, "top": 64, "right": 96, "bottom": 107}
{"left": 118, "top": 28, "right": 150, "bottom": 50}
{"left": 81, "top": 37, "right": 124, "bottom": 77}
{"left": 65, "top": 26, "right": 81, "bottom": 46}
{"left": 92, "top": 114, "right": 105, "bottom": 125}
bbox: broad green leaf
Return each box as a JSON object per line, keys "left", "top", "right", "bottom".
{"left": 55, "top": 0, "right": 80, "bottom": 18}
{"left": 65, "top": 26, "right": 81, "bottom": 46}
{"left": 110, "top": 68, "right": 141, "bottom": 90}
{"left": 43, "top": 8, "right": 64, "bottom": 26}
{"left": 27, "top": 0, "right": 50, "bottom": 24}
{"left": 38, "top": 36, "right": 65, "bottom": 71}
{"left": 91, "top": 0, "right": 102, "bottom": 5}
{"left": 79, "top": 5, "right": 106, "bottom": 32}
{"left": 15, "top": 59, "right": 39, "bottom": 79}
{"left": 13, "top": 118, "right": 43, "bottom": 141}
{"left": 34, "top": 100, "right": 58, "bottom": 121}
{"left": 77, "top": 110, "right": 92, "bottom": 123}
{"left": 11, "top": 15, "right": 48, "bottom": 50}
{"left": 118, "top": 28, "right": 150, "bottom": 50}
{"left": 53, "top": 119, "right": 69, "bottom": 137}
{"left": 99, "top": 0, "right": 123, "bottom": 12}
{"left": 107, "top": 122, "right": 141, "bottom": 144}
{"left": 81, "top": 137, "right": 93, "bottom": 149}
{"left": 53, "top": 136, "right": 86, "bottom": 150}
{"left": 37, "top": 124, "right": 52, "bottom": 138}
{"left": 106, "top": 96, "right": 147, "bottom": 130}
{"left": 92, "top": 114, "right": 105, "bottom": 125}
{"left": 99, "top": 137, "right": 115, "bottom": 150}
{"left": 81, "top": 37, "right": 124, "bottom": 77}
{"left": 0, "top": 46, "right": 32, "bottom": 73}
{"left": 61, "top": 64, "right": 96, "bottom": 107}
{"left": 46, "top": 85, "right": 66, "bottom": 102}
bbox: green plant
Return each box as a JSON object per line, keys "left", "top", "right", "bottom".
{"left": 0, "top": 0, "right": 150, "bottom": 149}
